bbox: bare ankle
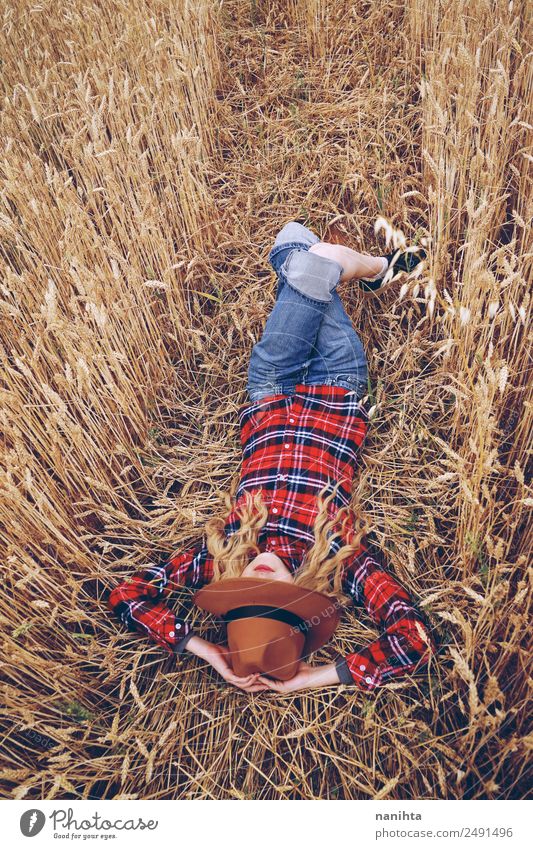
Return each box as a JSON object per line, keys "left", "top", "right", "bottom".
{"left": 308, "top": 241, "right": 346, "bottom": 271}
{"left": 308, "top": 242, "right": 385, "bottom": 283}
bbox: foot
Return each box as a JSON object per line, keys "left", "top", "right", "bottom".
{"left": 308, "top": 242, "right": 388, "bottom": 284}
{"left": 357, "top": 247, "right": 427, "bottom": 293}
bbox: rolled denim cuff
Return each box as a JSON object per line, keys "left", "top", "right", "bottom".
{"left": 280, "top": 248, "right": 343, "bottom": 303}
{"left": 174, "top": 630, "right": 196, "bottom": 655}
{"left": 335, "top": 655, "right": 355, "bottom": 685}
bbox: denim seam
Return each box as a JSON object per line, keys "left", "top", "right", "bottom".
{"left": 268, "top": 240, "right": 313, "bottom": 263}
{"left": 303, "top": 378, "right": 363, "bottom": 388}
{"left": 248, "top": 385, "right": 285, "bottom": 402}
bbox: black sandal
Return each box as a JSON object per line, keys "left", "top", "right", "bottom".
{"left": 358, "top": 247, "right": 427, "bottom": 293}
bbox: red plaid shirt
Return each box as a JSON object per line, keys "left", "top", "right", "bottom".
{"left": 108, "top": 384, "right": 436, "bottom": 690}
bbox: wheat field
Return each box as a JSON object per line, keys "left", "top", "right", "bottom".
{"left": 0, "top": 0, "right": 531, "bottom": 801}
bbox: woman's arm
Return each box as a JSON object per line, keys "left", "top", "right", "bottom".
{"left": 335, "top": 538, "right": 437, "bottom": 690}
{"left": 259, "top": 537, "right": 436, "bottom": 695}
{"left": 107, "top": 545, "right": 211, "bottom": 654}
{"left": 257, "top": 660, "right": 341, "bottom": 693}
{"left": 108, "top": 554, "right": 270, "bottom": 691}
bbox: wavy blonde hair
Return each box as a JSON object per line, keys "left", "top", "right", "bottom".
{"left": 203, "top": 482, "right": 372, "bottom": 607}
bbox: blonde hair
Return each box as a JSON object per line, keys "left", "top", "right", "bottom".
{"left": 204, "top": 483, "right": 372, "bottom": 607}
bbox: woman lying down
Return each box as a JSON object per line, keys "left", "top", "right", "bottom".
{"left": 108, "top": 220, "right": 436, "bottom": 694}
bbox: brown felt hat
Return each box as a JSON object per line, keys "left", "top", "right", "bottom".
{"left": 193, "top": 577, "right": 342, "bottom": 680}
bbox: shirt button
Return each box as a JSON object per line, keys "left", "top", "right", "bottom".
{"left": 169, "top": 631, "right": 175, "bottom": 638}
{"left": 289, "top": 418, "right": 295, "bottom": 424}
{"left": 272, "top": 507, "right": 278, "bottom": 514}
{"left": 279, "top": 474, "right": 286, "bottom": 481}
{"left": 359, "top": 664, "right": 366, "bottom": 671}
{"left": 284, "top": 443, "right": 290, "bottom": 449}
{"left": 365, "top": 676, "right": 372, "bottom": 684}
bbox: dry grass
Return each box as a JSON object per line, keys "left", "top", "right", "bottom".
{"left": 0, "top": 0, "right": 531, "bottom": 800}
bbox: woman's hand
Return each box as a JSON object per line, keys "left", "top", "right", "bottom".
{"left": 204, "top": 643, "right": 270, "bottom": 692}
{"left": 256, "top": 661, "right": 341, "bottom": 693}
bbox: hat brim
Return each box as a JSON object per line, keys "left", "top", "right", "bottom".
{"left": 193, "top": 577, "right": 343, "bottom": 655}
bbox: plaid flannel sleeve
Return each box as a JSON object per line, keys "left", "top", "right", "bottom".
{"left": 107, "top": 544, "right": 212, "bottom": 655}
{"left": 335, "top": 539, "right": 437, "bottom": 690}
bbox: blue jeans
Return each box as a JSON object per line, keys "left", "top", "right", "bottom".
{"left": 247, "top": 221, "right": 369, "bottom": 402}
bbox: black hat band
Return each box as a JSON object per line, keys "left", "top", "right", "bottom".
{"left": 221, "top": 604, "right": 309, "bottom": 633}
